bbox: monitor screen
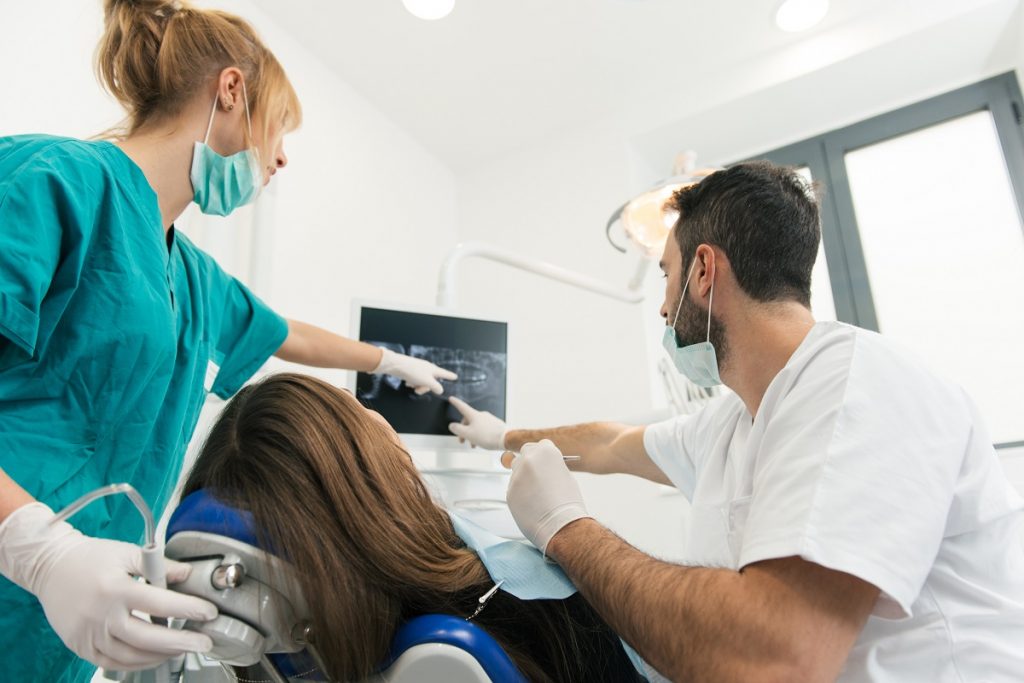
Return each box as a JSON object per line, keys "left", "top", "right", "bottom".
{"left": 353, "top": 304, "right": 508, "bottom": 439}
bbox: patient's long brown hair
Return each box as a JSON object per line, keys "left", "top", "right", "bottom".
{"left": 183, "top": 373, "right": 624, "bottom": 682}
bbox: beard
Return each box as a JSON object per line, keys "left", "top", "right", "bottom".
{"left": 671, "top": 288, "right": 729, "bottom": 367}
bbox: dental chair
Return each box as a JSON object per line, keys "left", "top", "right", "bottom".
{"left": 158, "top": 490, "right": 528, "bottom": 683}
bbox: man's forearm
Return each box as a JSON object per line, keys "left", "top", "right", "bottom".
{"left": 505, "top": 423, "right": 669, "bottom": 483}
{"left": 505, "top": 422, "right": 626, "bottom": 464}
{"left": 546, "top": 518, "right": 801, "bottom": 683}
{"left": 274, "top": 320, "right": 382, "bottom": 371}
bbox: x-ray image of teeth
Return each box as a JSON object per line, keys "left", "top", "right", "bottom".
{"left": 357, "top": 341, "right": 507, "bottom": 436}
{"left": 408, "top": 344, "right": 506, "bottom": 413}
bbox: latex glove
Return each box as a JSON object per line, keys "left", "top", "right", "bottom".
{"left": 374, "top": 348, "right": 457, "bottom": 395}
{"left": 506, "top": 440, "right": 591, "bottom": 555}
{"left": 448, "top": 396, "right": 508, "bottom": 450}
{"left": 0, "top": 502, "right": 217, "bottom": 671}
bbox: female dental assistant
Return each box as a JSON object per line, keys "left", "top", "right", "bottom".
{"left": 0, "top": 2, "right": 454, "bottom": 682}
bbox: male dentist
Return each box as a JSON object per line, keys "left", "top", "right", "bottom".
{"left": 449, "top": 161, "right": 1024, "bottom": 682}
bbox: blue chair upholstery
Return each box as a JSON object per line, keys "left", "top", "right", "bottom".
{"left": 166, "top": 490, "right": 527, "bottom": 682}
{"left": 388, "top": 615, "right": 527, "bottom": 683}
{"left": 167, "top": 488, "right": 259, "bottom": 546}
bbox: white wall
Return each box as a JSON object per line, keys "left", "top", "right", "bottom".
{"left": 455, "top": 119, "right": 655, "bottom": 427}
{"left": 0, "top": 2, "right": 122, "bottom": 135}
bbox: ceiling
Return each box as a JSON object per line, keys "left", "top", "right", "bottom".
{"left": 251, "top": 0, "right": 971, "bottom": 171}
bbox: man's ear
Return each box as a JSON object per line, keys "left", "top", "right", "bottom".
{"left": 694, "top": 244, "right": 717, "bottom": 299}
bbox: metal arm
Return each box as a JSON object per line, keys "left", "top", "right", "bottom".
{"left": 437, "top": 241, "right": 647, "bottom": 308}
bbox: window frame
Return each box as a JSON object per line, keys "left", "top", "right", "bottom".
{"left": 740, "top": 72, "right": 1024, "bottom": 450}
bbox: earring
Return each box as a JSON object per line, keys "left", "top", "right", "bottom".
{"left": 227, "top": 104, "right": 235, "bottom": 111}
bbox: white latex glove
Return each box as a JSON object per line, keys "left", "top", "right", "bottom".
{"left": 0, "top": 502, "right": 217, "bottom": 671}
{"left": 374, "top": 348, "right": 458, "bottom": 395}
{"left": 448, "top": 396, "right": 508, "bottom": 451}
{"left": 506, "top": 440, "right": 591, "bottom": 555}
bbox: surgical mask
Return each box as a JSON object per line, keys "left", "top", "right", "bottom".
{"left": 662, "top": 254, "right": 722, "bottom": 388}
{"left": 190, "top": 83, "right": 262, "bottom": 217}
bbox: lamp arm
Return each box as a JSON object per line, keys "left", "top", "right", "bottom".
{"left": 437, "top": 241, "right": 645, "bottom": 308}
{"left": 605, "top": 203, "right": 628, "bottom": 253}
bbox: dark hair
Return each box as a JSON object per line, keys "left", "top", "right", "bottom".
{"left": 669, "top": 160, "right": 821, "bottom": 306}
{"left": 182, "top": 373, "right": 640, "bottom": 682}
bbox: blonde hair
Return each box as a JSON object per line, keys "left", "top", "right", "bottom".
{"left": 96, "top": 0, "right": 302, "bottom": 146}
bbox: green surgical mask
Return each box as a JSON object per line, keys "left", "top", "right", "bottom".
{"left": 190, "top": 82, "right": 262, "bottom": 217}
{"left": 662, "top": 254, "right": 722, "bottom": 388}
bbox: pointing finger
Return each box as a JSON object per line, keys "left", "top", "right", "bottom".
{"left": 447, "top": 396, "right": 474, "bottom": 416}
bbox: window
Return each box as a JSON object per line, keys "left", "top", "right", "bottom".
{"left": 743, "top": 73, "right": 1024, "bottom": 449}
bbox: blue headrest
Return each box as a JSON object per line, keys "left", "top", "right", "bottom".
{"left": 388, "top": 615, "right": 528, "bottom": 683}
{"left": 266, "top": 615, "right": 529, "bottom": 682}
{"left": 168, "top": 491, "right": 317, "bottom": 677}
{"left": 166, "top": 489, "right": 259, "bottom": 547}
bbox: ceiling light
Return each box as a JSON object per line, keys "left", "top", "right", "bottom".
{"left": 775, "top": 0, "right": 828, "bottom": 33}
{"left": 402, "top": 0, "right": 455, "bottom": 21}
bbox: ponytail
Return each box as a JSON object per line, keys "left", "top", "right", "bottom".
{"left": 96, "top": 0, "right": 301, "bottom": 142}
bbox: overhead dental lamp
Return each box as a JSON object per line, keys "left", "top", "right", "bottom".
{"left": 606, "top": 151, "right": 718, "bottom": 257}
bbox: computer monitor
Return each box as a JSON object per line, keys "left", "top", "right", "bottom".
{"left": 349, "top": 300, "right": 509, "bottom": 451}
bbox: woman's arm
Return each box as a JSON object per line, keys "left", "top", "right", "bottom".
{"left": 0, "top": 468, "right": 36, "bottom": 522}
{"left": 275, "top": 319, "right": 457, "bottom": 395}
{"left": 274, "top": 319, "right": 382, "bottom": 370}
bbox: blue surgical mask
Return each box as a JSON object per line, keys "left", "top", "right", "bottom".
{"left": 662, "top": 254, "right": 722, "bottom": 388}
{"left": 190, "top": 83, "right": 262, "bottom": 217}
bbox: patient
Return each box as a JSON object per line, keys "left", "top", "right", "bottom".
{"left": 181, "top": 373, "right": 645, "bottom": 683}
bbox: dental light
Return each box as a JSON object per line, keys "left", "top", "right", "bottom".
{"left": 606, "top": 151, "right": 718, "bottom": 258}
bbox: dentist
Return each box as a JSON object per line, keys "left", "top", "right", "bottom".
{"left": 450, "top": 162, "right": 1024, "bottom": 682}
{"left": 0, "top": 2, "right": 453, "bottom": 681}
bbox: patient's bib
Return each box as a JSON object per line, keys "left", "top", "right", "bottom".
{"left": 449, "top": 511, "right": 576, "bottom": 600}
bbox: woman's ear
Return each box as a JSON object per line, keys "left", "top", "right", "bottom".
{"left": 216, "top": 66, "right": 245, "bottom": 111}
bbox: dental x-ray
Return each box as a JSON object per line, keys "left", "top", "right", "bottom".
{"left": 354, "top": 306, "right": 508, "bottom": 436}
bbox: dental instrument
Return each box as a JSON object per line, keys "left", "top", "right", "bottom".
{"left": 51, "top": 483, "right": 169, "bottom": 682}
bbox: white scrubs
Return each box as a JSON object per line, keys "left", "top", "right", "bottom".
{"left": 644, "top": 321, "right": 1024, "bottom": 682}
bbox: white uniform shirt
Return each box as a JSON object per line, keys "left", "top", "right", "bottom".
{"left": 644, "top": 321, "right": 1024, "bottom": 682}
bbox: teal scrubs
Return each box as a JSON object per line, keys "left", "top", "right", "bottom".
{"left": 0, "top": 134, "right": 289, "bottom": 682}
